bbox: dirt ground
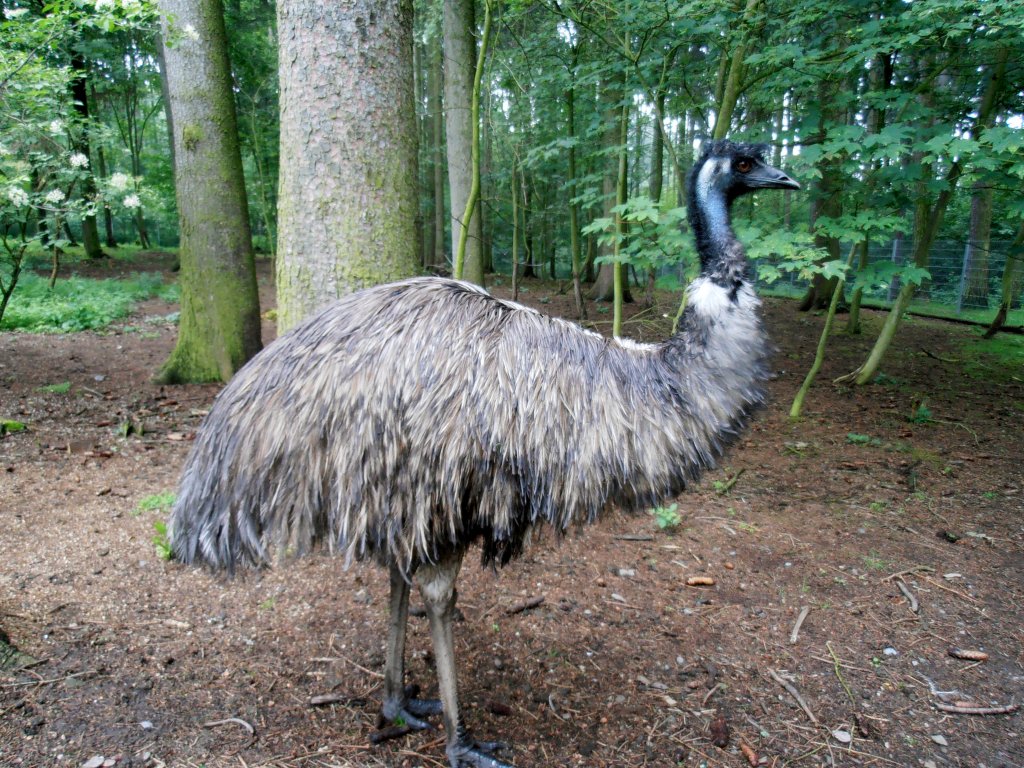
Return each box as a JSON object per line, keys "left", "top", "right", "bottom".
{"left": 1, "top": 253, "right": 1021, "bottom": 768}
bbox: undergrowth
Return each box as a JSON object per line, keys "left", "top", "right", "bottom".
{"left": 1, "top": 272, "right": 178, "bottom": 332}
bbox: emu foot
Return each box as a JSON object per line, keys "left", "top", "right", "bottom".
{"left": 447, "top": 733, "right": 514, "bottom": 768}
{"left": 379, "top": 684, "right": 443, "bottom": 732}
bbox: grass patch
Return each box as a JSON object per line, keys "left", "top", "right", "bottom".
{"left": 959, "top": 332, "right": 1024, "bottom": 383}
{"left": 1, "top": 272, "right": 178, "bottom": 332}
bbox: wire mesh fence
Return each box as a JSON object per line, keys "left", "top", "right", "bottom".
{"left": 750, "top": 239, "right": 1022, "bottom": 318}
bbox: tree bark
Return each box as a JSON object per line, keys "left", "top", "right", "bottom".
{"left": 275, "top": 0, "right": 420, "bottom": 330}
{"left": 157, "top": 0, "right": 262, "bottom": 382}
{"left": 443, "top": 0, "right": 484, "bottom": 285}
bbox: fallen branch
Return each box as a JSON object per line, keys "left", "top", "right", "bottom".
{"left": 767, "top": 668, "right": 817, "bottom": 724}
{"left": 882, "top": 565, "right": 934, "bottom": 582}
{"left": 789, "top": 606, "right": 810, "bottom": 645}
{"left": 613, "top": 534, "right": 654, "bottom": 542}
{"left": 506, "top": 596, "right": 544, "bottom": 615}
{"left": 894, "top": 579, "right": 919, "bottom": 613}
{"left": 933, "top": 701, "right": 1018, "bottom": 716}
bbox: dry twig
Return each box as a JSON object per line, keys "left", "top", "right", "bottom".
{"left": 933, "top": 701, "right": 1018, "bottom": 716}
{"left": 203, "top": 717, "right": 255, "bottom": 737}
{"left": 767, "top": 668, "right": 817, "bottom": 724}
{"left": 789, "top": 606, "right": 810, "bottom": 644}
{"left": 894, "top": 579, "right": 919, "bottom": 613}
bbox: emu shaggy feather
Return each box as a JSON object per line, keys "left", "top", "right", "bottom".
{"left": 170, "top": 276, "right": 770, "bottom": 575}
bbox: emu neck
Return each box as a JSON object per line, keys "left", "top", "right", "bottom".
{"left": 689, "top": 166, "right": 745, "bottom": 289}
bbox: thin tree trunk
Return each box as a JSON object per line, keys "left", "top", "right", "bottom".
{"left": 452, "top": 0, "right": 490, "bottom": 283}
{"left": 566, "top": 54, "right": 585, "bottom": 321}
{"left": 444, "top": 0, "right": 484, "bottom": 285}
{"left": 984, "top": 222, "right": 1024, "bottom": 338}
{"left": 842, "top": 50, "right": 1007, "bottom": 384}
{"left": 712, "top": 0, "right": 761, "bottom": 139}
{"left": 429, "top": 34, "right": 446, "bottom": 270}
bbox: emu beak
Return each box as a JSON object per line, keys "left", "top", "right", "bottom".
{"left": 748, "top": 164, "right": 800, "bottom": 191}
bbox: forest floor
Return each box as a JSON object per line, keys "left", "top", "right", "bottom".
{"left": 1, "top": 252, "right": 1021, "bottom": 768}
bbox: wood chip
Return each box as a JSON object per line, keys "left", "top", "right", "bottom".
{"left": 739, "top": 740, "right": 758, "bottom": 766}
{"left": 686, "top": 576, "right": 715, "bottom": 587}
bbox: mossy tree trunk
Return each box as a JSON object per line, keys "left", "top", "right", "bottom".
{"left": 444, "top": 0, "right": 484, "bottom": 286}
{"left": 275, "top": 0, "right": 420, "bottom": 330}
{"left": 157, "top": 0, "right": 262, "bottom": 383}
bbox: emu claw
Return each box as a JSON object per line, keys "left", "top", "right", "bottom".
{"left": 381, "top": 685, "right": 443, "bottom": 731}
{"left": 449, "top": 736, "right": 514, "bottom": 768}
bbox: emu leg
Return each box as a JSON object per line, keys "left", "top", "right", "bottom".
{"left": 381, "top": 564, "right": 442, "bottom": 730}
{"left": 417, "top": 552, "right": 514, "bottom": 768}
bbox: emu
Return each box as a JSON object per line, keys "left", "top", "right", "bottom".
{"left": 170, "top": 139, "right": 798, "bottom": 768}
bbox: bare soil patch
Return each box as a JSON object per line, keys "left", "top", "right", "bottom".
{"left": 1, "top": 258, "right": 1021, "bottom": 767}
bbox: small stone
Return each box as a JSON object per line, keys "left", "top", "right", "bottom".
{"left": 883, "top": 647, "right": 898, "bottom": 656}
{"left": 831, "top": 729, "right": 852, "bottom": 744}
{"left": 924, "top": 761, "right": 938, "bottom": 768}
{"left": 615, "top": 568, "right": 636, "bottom": 578}
{"left": 610, "top": 593, "right": 626, "bottom": 603}
{"left": 140, "top": 720, "right": 154, "bottom": 730}
{"left": 82, "top": 758, "right": 105, "bottom": 768}
{"left": 931, "top": 734, "right": 948, "bottom": 746}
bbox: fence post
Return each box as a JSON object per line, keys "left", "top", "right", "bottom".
{"left": 956, "top": 241, "right": 971, "bottom": 314}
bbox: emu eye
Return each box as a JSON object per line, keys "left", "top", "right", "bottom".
{"left": 735, "top": 158, "right": 753, "bottom": 174}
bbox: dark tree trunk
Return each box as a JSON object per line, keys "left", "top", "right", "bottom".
{"left": 70, "top": 53, "right": 105, "bottom": 260}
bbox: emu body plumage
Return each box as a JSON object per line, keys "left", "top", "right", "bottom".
{"left": 172, "top": 275, "right": 767, "bottom": 574}
{"left": 170, "top": 139, "right": 798, "bottom": 768}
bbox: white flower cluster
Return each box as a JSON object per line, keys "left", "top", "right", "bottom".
{"left": 122, "top": 193, "right": 141, "bottom": 209}
{"left": 70, "top": 152, "right": 90, "bottom": 169}
{"left": 94, "top": 0, "right": 116, "bottom": 10}
{"left": 109, "top": 172, "right": 132, "bottom": 191}
{"left": 45, "top": 189, "right": 66, "bottom": 205}
{"left": 6, "top": 187, "right": 30, "bottom": 208}
{"left": 4, "top": 7, "right": 29, "bottom": 18}
{"left": 49, "top": 120, "right": 64, "bottom": 135}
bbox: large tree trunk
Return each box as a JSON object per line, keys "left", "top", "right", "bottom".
{"left": 157, "top": 0, "right": 262, "bottom": 383}
{"left": 275, "top": 0, "right": 420, "bottom": 330}
{"left": 443, "top": 0, "right": 484, "bottom": 286}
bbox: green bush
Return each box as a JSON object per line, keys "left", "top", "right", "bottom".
{"left": 1, "top": 272, "right": 178, "bottom": 332}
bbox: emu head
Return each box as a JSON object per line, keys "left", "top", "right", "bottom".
{"left": 690, "top": 140, "right": 800, "bottom": 205}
